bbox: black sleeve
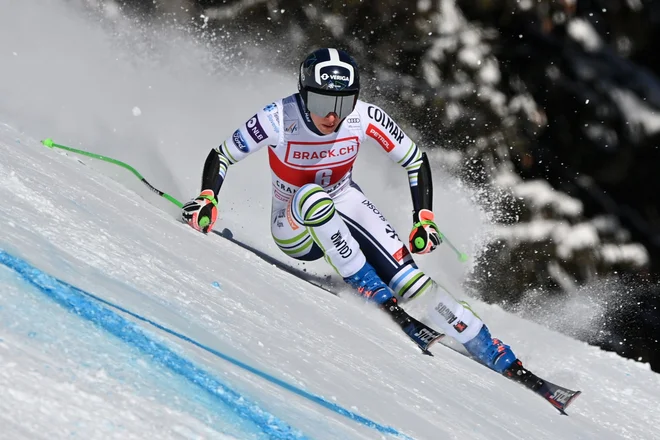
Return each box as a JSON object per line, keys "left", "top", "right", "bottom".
{"left": 200, "top": 148, "right": 227, "bottom": 197}
{"left": 410, "top": 152, "right": 433, "bottom": 222}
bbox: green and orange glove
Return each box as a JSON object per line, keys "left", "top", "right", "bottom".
{"left": 409, "top": 209, "right": 442, "bottom": 254}
{"left": 181, "top": 189, "right": 218, "bottom": 234}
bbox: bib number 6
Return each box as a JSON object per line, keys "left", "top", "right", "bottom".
{"left": 315, "top": 169, "right": 333, "bottom": 187}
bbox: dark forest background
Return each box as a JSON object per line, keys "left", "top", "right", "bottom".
{"left": 105, "top": 0, "right": 660, "bottom": 371}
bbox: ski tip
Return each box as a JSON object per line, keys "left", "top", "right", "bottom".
{"left": 564, "top": 390, "right": 582, "bottom": 411}
{"left": 42, "top": 138, "right": 54, "bottom": 148}
{"left": 555, "top": 390, "right": 582, "bottom": 415}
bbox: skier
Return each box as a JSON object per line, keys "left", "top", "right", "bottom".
{"left": 182, "top": 48, "right": 520, "bottom": 375}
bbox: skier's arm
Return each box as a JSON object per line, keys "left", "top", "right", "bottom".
{"left": 205, "top": 102, "right": 281, "bottom": 198}
{"left": 182, "top": 103, "right": 281, "bottom": 233}
{"left": 361, "top": 103, "right": 428, "bottom": 212}
{"left": 361, "top": 103, "right": 441, "bottom": 253}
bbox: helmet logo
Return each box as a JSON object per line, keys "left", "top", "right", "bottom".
{"left": 320, "top": 72, "right": 350, "bottom": 82}
{"left": 314, "top": 48, "right": 354, "bottom": 87}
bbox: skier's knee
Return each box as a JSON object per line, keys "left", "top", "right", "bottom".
{"left": 291, "top": 183, "right": 336, "bottom": 227}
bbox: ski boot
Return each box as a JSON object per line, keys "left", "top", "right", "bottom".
{"left": 464, "top": 325, "right": 517, "bottom": 373}
{"left": 502, "top": 359, "right": 544, "bottom": 391}
{"left": 345, "top": 263, "right": 444, "bottom": 353}
{"left": 343, "top": 261, "right": 393, "bottom": 305}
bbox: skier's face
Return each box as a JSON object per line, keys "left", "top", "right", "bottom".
{"left": 310, "top": 111, "right": 340, "bottom": 135}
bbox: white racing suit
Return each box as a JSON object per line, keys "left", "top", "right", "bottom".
{"left": 209, "top": 93, "right": 483, "bottom": 344}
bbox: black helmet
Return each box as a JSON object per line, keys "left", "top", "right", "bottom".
{"left": 298, "top": 48, "right": 360, "bottom": 119}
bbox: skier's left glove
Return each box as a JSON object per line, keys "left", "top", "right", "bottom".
{"left": 181, "top": 189, "right": 218, "bottom": 234}
{"left": 409, "top": 209, "right": 442, "bottom": 254}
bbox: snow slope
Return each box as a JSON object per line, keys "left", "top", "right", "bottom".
{"left": 2, "top": 121, "right": 660, "bottom": 440}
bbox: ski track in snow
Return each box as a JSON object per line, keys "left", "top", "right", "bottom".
{"left": 1, "top": 122, "right": 660, "bottom": 440}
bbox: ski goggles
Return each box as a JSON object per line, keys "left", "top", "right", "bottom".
{"left": 305, "top": 90, "right": 358, "bottom": 120}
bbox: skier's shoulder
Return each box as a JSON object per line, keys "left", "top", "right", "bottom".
{"left": 280, "top": 93, "right": 299, "bottom": 108}
{"left": 352, "top": 99, "right": 371, "bottom": 119}
{"left": 256, "top": 97, "right": 285, "bottom": 119}
{"left": 354, "top": 99, "right": 409, "bottom": 148}
{"left": 249, "top": 97, "right": 288, "bottom": 139}
{"left": 276, "top": 93, "right": 306, "bottom": 122}
{"left": 354, "top": 99, "right": 398, "bottom": 123}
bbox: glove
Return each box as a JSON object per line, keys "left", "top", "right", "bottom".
{"left": 409, "top": 209, "right": 442, "bottom": 254}
{"left": 181, "top": 189, "right": 218, "bottom": 233}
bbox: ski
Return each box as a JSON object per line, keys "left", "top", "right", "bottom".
{"left": 214, "top": 228, "right": 580, "bottom": 412}
{"left": 385, "top": 302, "right": 582, "bottom": 413}
{"left": 504, "top": 360, "right": 582, "bottom": 414}
{"left": 381, "top": 298, "right": 444, "bottom": 355}
{"left": 401, "top": 314, "right": 444, "bottom": 355}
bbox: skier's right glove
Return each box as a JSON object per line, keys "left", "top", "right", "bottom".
{"left": 181, "top": 189, "right": 218, "bottom": 234}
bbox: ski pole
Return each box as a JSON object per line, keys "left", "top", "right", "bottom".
{"left": 41, "top": 138, "right": 183, "bottom": 208}
{"left": 438, "top": 232, "right": 469, "bottom": 262}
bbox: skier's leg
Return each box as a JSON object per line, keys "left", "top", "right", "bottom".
{"left": 333, "top": 184, "right": 433, "bottom": 300}
{"left": 271, "top": 183, "right": 393, "bottom": 304}
{"left": 336, "top": 184, "right": 516, "bottom": 373}
{"left": 414, "top": 282, "right": 514, "bottom": 371}
{"left": 270, "top": 206, "right": 325, "bottom": 262}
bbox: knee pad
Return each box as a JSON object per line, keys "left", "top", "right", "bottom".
{"left": 291, "top": 183, "right": 336, "bottom": 227}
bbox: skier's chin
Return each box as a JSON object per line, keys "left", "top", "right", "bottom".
{"left": 310, "top": 111, "right": 340, "bottom": 134}
{"left": 318, "top": 123, "right": 337, "bottom": 134}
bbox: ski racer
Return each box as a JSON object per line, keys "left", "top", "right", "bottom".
{"left": 182, "top": 48, "right": 521, "bottom": 375}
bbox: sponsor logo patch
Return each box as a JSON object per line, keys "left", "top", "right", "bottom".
{"left": 367, "top": 123, "right": 394, "bottom": 152}
{"left": 453, "top": 321, "right": 467, "bottom": 333}
{"left": 232, "top": 130, "right": 249, "bottom": 152}
{"left": 362, "top": 200, "right": 386, "bottom": 221}
{"left": 285, "top": 202, "right": 300, "bottom": 230}
{"left": 246, "top": 115, "right": 266, "bottom": 142}
{"left": 284, "top": 119, "right": 299, "bottom": 134}
{"left": 267, "top": 111, "right": 280, "bottom": 133}
{"left": 393, "top": 246, "right": 409, "bottom": 263}
{"left": 274, "top": 189, "right": 289, "bottom": 202}
{"left": 321, "top": 73, "right": 350, "bottom": 82}
{"left": 385, "top": 224, "right": 399, "bottom": 239}
{"left": 291, "top": 148, "right": 355, "bottom": 160}
{"left": 435, "top": 303, "right": 458, "bottom": 325}
{"left": 331, "top": 231, "right": 353, "bottom": 258}
{"left": 367, "top": 106, "right": 405, "bottom": 144}
{"left": 274, "top": 210, "right": 285, "bottom": 228}
{"left": 284, "top": 137, "right": 359, "bottom": 170}
{"left": 275, "top": 180, "right": 295, "bottom": 194}
{"left": 414, "top": 328, "right": 438, "bottom": 344}
{"left": 550, "top": 389, "right": 572, "bottom": 405}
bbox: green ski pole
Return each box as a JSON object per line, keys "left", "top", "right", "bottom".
{"left": 438, "top": 232, "right": 469, "bottom": 262}
{"left": 41, "top": 138, "right": 183, "bottom": 209}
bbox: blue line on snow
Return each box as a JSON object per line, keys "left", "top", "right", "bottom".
{"left": 0, "top": 249, "right": 416, "bottom": 440}
{"left": 0, "top": 249, "right": 306, "bottom": 440}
